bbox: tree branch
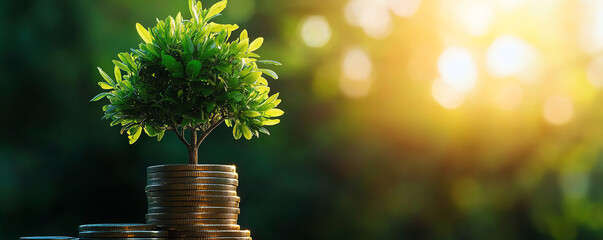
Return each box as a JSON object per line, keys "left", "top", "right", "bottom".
{"left": 196, "top": 118, "right": 225, "bottom": 148}
{"left": 171, "top": 125, "right": 189, "bottom": 147}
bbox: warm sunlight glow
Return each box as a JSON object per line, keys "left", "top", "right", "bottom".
{"left": 432, "top": 78, "right": 465, "bottom": 109}
{"left": 345, "top": 0, "right": 392, "bottom": 39}
{"left": 342, "top": 48, "right": 372, "bottom": 81}
{"left": 494, "top": 82, "right": 523, "bottom": 111}
{"left": 587, "top": 56, "right": 603, "bottom": 88}
{"left": 340, "top": 48, "right": 372, "bottom": 98}
{"left": 486, "top": 35, "right": 534, "bottom": 78}
{"left": 442, "top": 0, "right": 494, "bottom": 36}
{"left": 579, "top": 1, "right": 603, "bottom": 54}
{"left": 438, "top": 47, "right": 477, "bottom": 93}
{"left": 389, "top": 0, "right": 421, "bottom": 18}
{"left": 543, "top": 96, "right": 574, "bottom": 125}
{"left": 300, "top": 15, "right": 332, "bottom": 48}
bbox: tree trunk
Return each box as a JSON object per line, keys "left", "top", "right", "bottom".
{"left": 188, "top": 130, "right": 198, "bottom": 164}
{"left": 188, "top": 146, "right": 198, "bottom": 164}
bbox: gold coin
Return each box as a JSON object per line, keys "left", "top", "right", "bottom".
{"left": 148, "top": 201, "right": 239, "bottom": 208}
{"left": 149, "top": 171, "right": 238, "bottom": 179}
{"left": 169, "top": 230, "right": 250, "bottom": 237}
{"left": 148, "top": 164, "right": 236, "bottom": 173}
{"left": 146, "top": 184, "right": 237, "bottom": 191}
{"left": 146, "top": 190, "right": 237, "bottom": 197}
{"left": 176, "top": 238, "right": 251, "bottom": 240}
{"left": 147, "top": 218, "right": 237, "bottom": 225}
{"left": 148, "top": 206, "right": 240, "bottom": 214}
{"left": 78, "top": 231, "right": 167, "bottom": 238}
{"left": 78, "top": 224, "right": 156, "bottom": 232}
{"left": 78, "top": 238, "right": 167, "bottom": 240}
{"left": 159, "top": 224, "right": 240, "bottom": 231}
{"left": 147, "top": 177, "right": 238, "bottom": 186}
{"left": 146, "top": 213, "right": 238, "bottom": 220}
{"left": 147, "top": 195, "right": 240, "bottom": 202}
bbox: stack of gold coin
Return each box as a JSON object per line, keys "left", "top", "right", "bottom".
{"left": 78, "top": 223, "right": 168, "bottom": 240}
{"left": 146, "top": 164, "right": 252, "bottom": 239}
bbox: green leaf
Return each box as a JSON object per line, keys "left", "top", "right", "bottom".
{"left": 90, "top": 92, "right": 110, "bottom": 102}
{"left": 242, "top": 124, "right": 252, "bottom": 140}
{"left": 258, "top": 127, "right": 270, "bottom": 135}
{"left": 248, "top": 37, "right": 263, "bottom": 52}
{"left": 261, "top": 69, "right": 278, "bottom": 79}
{"left": 136, "top": 23, "right": 153, "bottom": 44}
{"left": 189, "top": 0, "right": 199, "bottom": 22}
{"left": 207, "top": 0, "right": 227, "bottom": 19}
{"left": 227, "top": 92, "right": 244, "bottom": 101}
{"left": 128, "top": 125, "right": 142, "bottom": 144}
{"left": 97, "top": 67, "right": 115, "bottom": 86}
{"left": 98, "top": 82, "right": 113, "bottom": 90}
{"left": 162, "top": 54, "right": 183, "bottom": 73}
{"left": 241, "top": 72, "right": 261, "bottom": 84}
{"left": 144, "top": 125, "right": 159, "bottom": 136}
{"left": 157, "top": 130, "right": 165, "bottom": 141}
{"left": 240, "top": 29, "right": 248, "bottom": 40}
{"left": 118, "top": 53, "right": 136, "bottom": 71}
{"left": 112, "top": 60, "right": 130, "bottom": 72}
{"left": 233, "top": 122, "right": 242, "bottom": 140}
{"left": 262, "top": 119, "right": 280, "bottom": 126}
{"left": 182, "top": 34, "right": 194, "bottom": 54}
{"left": 202, "top": 88, "right": 214, "bottom": 97}
{"left": 186, "top": 60, "right": 202, "bottom": 78}
{"left": 258, "top": 60, "right": 282, "bottom": 66}
{"left": 243, "top": 110, "right": 261, "bottom": 117}
{"left": 113, "top": 66, "right": 122, "bottom": 83}
{"left": 265, "top": 108, "right": 284, "bottom": 117}
{"left": 206, "top": 102, "right": 216, "bottom": 112}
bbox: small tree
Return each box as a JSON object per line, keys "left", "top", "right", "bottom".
{"left": 91, "top": 0, "right": 283, "bottom": 164}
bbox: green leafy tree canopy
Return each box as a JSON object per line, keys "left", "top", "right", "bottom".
{"left": 91, "top": 0, "right": 283, "bottom": 164}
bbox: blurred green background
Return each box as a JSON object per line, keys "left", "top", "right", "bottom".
{"left": 4, "top": 0, "right": 603, "bottom": 239}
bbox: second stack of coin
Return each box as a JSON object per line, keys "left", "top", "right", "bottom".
{"left": 78, "top": 223, "right": 167, "bottom": 239}
{"left": 146, "top": 164, "right": 252, "bottom": 239}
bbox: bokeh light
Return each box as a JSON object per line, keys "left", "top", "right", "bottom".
{"left": 587, "top": 56, "right": 603, "bottom": 87}
{"left": 340, "top": 48, "right": 372, "bottom": 97}
{"left": 432, "top": 78, "right": 465, "bottom": 109}
{"left": 345, "top": 0, "right": 392, "bottom": 39}
{"left": 388, "top": 0, "right": 421, "bottom": 18}
{"left": 486, "top": 35, "right": 535, "bottom": 78}
{"left": 437, "top": 47, "right": 477, "bottom": 93}
{"left": 440, "top": 0, "right": 494, "bottom": 36}
{"left": 300, "top": 15, "right": 331, "bottom": 48}
{"left": 494, "top": 82, "right": 523, "bottom": 111}
{"left": 543, "top": 95, "right": 574, "bottom": 125}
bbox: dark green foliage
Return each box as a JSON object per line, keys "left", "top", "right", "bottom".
{"left": 91, "top": 0, "right": 283, "bottom": 145}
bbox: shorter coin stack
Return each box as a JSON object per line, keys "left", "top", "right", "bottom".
{"left": 20, "top": 237, "right": 75, "bottom": 240}
{"left": 146, "top": 164, "right": 251, "bottom": 239}
{"left": 78, "top": 223, "right": 167, "bottom": 240}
